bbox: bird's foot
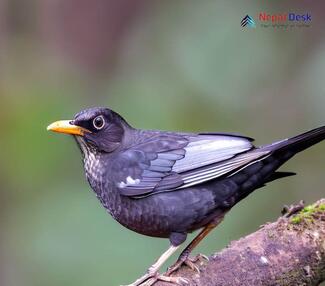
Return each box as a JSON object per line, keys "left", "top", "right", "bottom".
{"left": 122, "top": 244, "right": 182, "bottom": 286}
{"left": 122, "top": 272, "right": 189, "bottom": 286}
{"left": 140, "top": 275, "right": 189, "bottom": 286}
{"left": 166, "top": 253, "right": 209, "bottom": 276}
{"left": 282, "top": 200, "right": 305, "bottom": 217}
{"left": 120, "top": 270, "right": 156, "bottom": 286}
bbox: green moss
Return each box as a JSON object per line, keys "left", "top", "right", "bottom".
{"left": 290, "top": 216, "right": 302, "bottom": 224}
{"left": 302, "top": 205, "right": 313, "bottom": 213}
{"left": 290, "top": 203, "right": 325, "bottom": 225}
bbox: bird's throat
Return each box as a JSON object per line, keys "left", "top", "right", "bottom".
{"left": 74, "top": 136, "right": 103, "bottom": 187}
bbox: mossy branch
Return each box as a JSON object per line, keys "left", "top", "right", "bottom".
{"left": 155, "top": 199, "right": 325, "bottom": 286}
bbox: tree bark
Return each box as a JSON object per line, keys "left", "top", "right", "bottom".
{"left": 155, "top": 199, "right": 325, "bottom": 286}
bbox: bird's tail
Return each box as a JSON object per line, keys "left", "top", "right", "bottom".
{"left": 257, "top": 125, "right": 325, "bottom": 183}
{"left": 228, "top": 126, "right": 324, "bottom": 204}
{"left": 212, "top": 126, "right": 324, "bottom": 208}
{"left": 261, "top": 126, "right": 325, "bottom": 156}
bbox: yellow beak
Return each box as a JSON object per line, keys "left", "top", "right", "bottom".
{"left": 47, "top": 120, "right": 91, "bottom": 136}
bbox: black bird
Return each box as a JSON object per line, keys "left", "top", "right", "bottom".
{"left": 47, "top": 107, "right": 324, "bottom": 286}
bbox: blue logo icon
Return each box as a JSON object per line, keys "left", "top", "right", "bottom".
{"left": 241, "top": 15, "right": 256, "bottom": 28}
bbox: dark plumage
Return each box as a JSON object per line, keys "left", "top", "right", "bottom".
{"left": 47, "top": 107, "right": 325, "bottom": 286}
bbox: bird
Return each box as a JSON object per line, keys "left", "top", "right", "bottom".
{"left": 47, "top": 107, "right": 324, "bottom": 286}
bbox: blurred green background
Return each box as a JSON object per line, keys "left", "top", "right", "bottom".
{"left": 0, "top": 1, "right": 324, "bottom": 285}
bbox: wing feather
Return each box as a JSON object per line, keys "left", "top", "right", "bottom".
{"left": 172, "top": 135, "right": 253, "bottom": 172}
{"left": 179, "top": 150, "right": 269, "bottom": 188}
{"left": 113, "top": 132, "right": 268, "bottom": 197}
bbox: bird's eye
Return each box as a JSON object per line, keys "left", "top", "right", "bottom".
{"left": 93, "top": 115, "right": 105, "bottom": 130}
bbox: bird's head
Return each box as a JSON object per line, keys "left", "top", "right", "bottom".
{"left": 47, "top": 107, "right": 130, "bottom": 154}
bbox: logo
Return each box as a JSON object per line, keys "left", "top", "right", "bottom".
{"left": 241, "top": 12, "right": 312, "bottom": 29}
{"left": 241, "top": 15, "right": 256, "bottom": 28}
{"left": 259, "top": 12, "right": 312, "bottom": 23}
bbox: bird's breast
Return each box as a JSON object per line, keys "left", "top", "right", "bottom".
{"left": 83, "top": 166, "right": 176, "bottom": 237}
{"left": 84, "top": 152, "right": 103, "bottom": 182}
{"left": 82, "top": 154, "right": 221, "bottom": 238}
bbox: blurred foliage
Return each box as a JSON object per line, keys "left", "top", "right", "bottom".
{"left": 0, "top": 1, "right": 324, "bottom": 285}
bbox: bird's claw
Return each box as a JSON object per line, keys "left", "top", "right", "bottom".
{"left": 158, "top": 275, "right": 189, "bottom": 285}
{"left": 137, "top": 277, "right": 156, "bottom": 286}
{"left": 120, "top": 271, "right": 156, "bottom": 286}
{"left": 125, "top": 274, "right": 189, "bottom": 286}
{"left": 191, "top": 253, "right": 209, "bottom": 262}
{"left": 122, "top": 271, "right": 189, "bottom": 286}
{"left": 184, "top": 253, "right": 209, "bottom": 273}
{"left": 183, "top": 259, "right": 200, "bottom": 273}
{"left": 166, "top": 253, "right": 208, "bottom": 276}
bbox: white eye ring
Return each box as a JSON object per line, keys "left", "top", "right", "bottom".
{"left": 93, "top": 115, "right": 105, "bottom": 130}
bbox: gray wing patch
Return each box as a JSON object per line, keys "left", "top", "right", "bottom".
{"left": 178, "top": 149, "right": 270, "bottom": 189}
{"left": 173, "top": 135, "right": 253, "bottom": 173}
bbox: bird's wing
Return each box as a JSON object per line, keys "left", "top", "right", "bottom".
{"left": 112, "top": 133, "right": 270, "bottom": 197}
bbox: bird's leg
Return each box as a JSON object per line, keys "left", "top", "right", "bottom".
{"left": 122, "top": 245, "right": 180, "bottom": 286}
{"left": 166, "top": 219, "right": 222, "bottom": 276}
{"left": 165, "top": 225, "right": 214, "bottom": 275}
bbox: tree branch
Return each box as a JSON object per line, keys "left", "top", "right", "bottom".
{"left": 155, "top": 199, "right": 325, "bottom": 286}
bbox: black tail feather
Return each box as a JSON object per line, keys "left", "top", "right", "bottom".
{"left": 226, "top": 127, "right": 324, "bottom": 207}
{"left": 262, "top": 126, "right": 325, "bottom": 155}
{"left": 265, "top": 171, "right": 296, "bottom": 183}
